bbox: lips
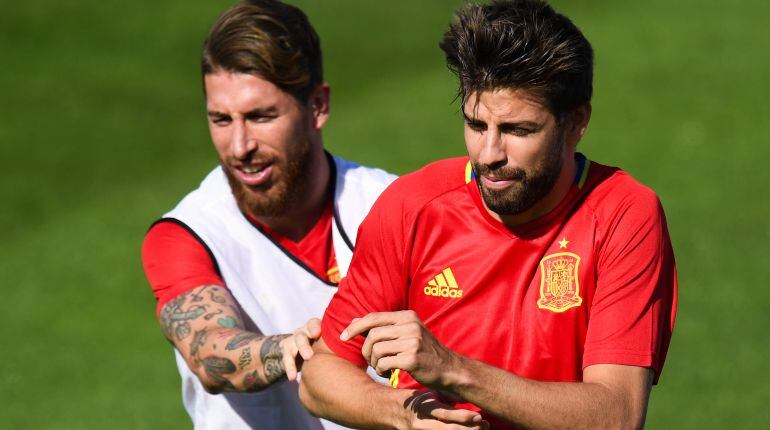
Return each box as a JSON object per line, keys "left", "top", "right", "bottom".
{"left": 233, "top": 162, "right": 273, "bottom": 187}
{"left": 481, "top": 174, "right": 519, "bottom": 190}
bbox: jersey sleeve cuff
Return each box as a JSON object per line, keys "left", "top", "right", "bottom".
{"left": 582, "top": 349, "right": 661, "bottom": 384}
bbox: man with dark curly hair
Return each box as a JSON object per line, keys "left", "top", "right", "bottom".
{"left": 300, "top": 1, "right": 677, "bottom": 428}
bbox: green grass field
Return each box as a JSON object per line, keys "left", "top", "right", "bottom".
{"left": 1, "top": 0, "right": 768, "bottom": 427}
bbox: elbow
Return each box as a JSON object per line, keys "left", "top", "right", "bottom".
{"left": 298, "top": 377, "right": 321, "bottom": 417}
{"left": 624, "top": 413, "right": 647, "bottom": 430}
{"left": 200, "top": 378, "right": 226, "bottom": 394}
{"left": 195, "top": 370, "right": 231, "bottom": 394}
{"left": 608, "top": 403, "right": 647, "bottom": 430}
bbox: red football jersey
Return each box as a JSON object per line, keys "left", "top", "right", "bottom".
{"left": 322, "top": 155, "right": 677, "bottom": 427}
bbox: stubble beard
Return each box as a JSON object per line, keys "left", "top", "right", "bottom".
{"left": 472, "top": 132, "right": 565, "bottom": 216}
{"left": 223, "top": 137, "right": 313, "bottom": 218}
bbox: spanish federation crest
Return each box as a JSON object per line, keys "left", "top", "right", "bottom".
{"left": 537, "top": 252, "right": 582, "bottom": 313}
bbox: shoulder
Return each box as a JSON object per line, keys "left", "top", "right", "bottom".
{"left": 333, "top": 155, "right": 397, "bottom": 189}
{"left": 370, "top": 156, "right": 470, "bottom": 219}
{"left": 164, "top": 166, "right": 241, "bottom": 226}
{"left": 586, "top": 162, "right": 662, "bottom": 214}
{"left": 581, "top": 160, "right": 667, "bottom": 239}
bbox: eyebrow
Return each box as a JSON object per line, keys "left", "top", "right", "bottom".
{"left": 207, "top": 107, "right": 279, "bottom": 117}
{"left": 462, "top": 111, "right": 543, "bottom": 130}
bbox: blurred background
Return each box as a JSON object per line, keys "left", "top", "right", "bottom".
{"left": 1, "top": 0, "right": 768, "bottom": 427}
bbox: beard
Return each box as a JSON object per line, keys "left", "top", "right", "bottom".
{"left": 223, "top": 137, "right": 313, "bottom": 218}
{"left": 472, "top": 133, "right": 565, "bottom": 216}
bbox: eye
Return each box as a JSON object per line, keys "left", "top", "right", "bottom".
{"left": 465, "top": 120, "right": 487, "bottom": 132}
{"left": 501, "top": 125, "right": 533, "bottom": 136}
{"left": 246, "top": 113, "right": 277, "bottom": 123}
{"left": 210, "top": 116, "right": 231, "bottom": 126}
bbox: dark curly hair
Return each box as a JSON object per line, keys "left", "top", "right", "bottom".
{"left": 439, "top": 0, "right": 593, "bottom": 119}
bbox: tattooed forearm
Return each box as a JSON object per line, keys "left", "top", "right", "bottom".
{"left": 260, "top": 334, "right": 291, "bottom": 384}
{"left": 157, "top": 284, "right": 302, "bottom": 392}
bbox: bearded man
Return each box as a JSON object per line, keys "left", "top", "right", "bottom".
{"left": 141, "top": 1, "right": 394, "bottom": 428}
{"left": 299, "top": 1, "right": 678, "bottom": 429}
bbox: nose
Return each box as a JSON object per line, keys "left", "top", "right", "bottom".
{"left": 477, "top": 129, "right": 507, "bottom": 167}
{"left": 231, "top": 120, "right": 258, "bottom": 160}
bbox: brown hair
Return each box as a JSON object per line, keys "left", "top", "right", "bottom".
{"left": 439, "top": 0, "right": 593, "bottom": 119}
{"left": 201, "top": 0, "right": 323, "bottom": 103}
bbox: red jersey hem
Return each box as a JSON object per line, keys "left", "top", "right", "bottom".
{"left": 583, "top": 350, "right": 661, "bottom": 383}
{"left": 321, "top": 329, "right": 367, "bottom": 367}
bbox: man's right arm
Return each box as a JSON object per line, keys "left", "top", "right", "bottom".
{"left": 160, "top": 284, "right": 307, "bottom": 392}
{"left": 299, "top": 337, "right": 486, "bottom": 430}
{"left": 143, "top": 221, "right": 315, "bottom": 392}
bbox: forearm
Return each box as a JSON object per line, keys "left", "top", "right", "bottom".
{"left": 299, "top": 346, "right": 410, "bottom": 429}
{"left": 184, "top": 328, "right": 290, "bottom": 393}
{"left": 159, "top": 284, "right": 291, "bottom": 393}
{"left": 447, "top": 357, "right": 649, "bottom": 430}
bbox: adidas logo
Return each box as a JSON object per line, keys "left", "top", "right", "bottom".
{"left": 423, "top": 267, "right": 463, "bottom": 298}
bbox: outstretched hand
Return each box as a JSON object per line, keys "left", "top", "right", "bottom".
{"left": 282, "top": 317, "right": 322, "bottom": 381}
{"left": 341, "top": 310, "right": 461, "bottom": 389}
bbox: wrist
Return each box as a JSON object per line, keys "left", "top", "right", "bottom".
{"left": 441, "top": 352, "right": 472, "bottom": 392}
{"left": 388, "top": 388, "right": 419, "bottom": 430}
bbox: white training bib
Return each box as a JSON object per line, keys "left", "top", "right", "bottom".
{"left": 163, "top": 155, "right": 395, "bottom": 430}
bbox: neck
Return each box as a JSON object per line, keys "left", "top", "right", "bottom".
{"left": 251, "top": 148, "right": 331, "bottom": 241}
{"left": 493, "top": 153, "right": 577, "bottom": 228}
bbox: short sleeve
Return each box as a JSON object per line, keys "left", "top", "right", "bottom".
{"left": 141, "top": 220, "right": 226, "bottom": 315}
{"left": 583, "top": 190, "right": 678, "bottom": 383}
{"left": 321, "top": 187, "right": 412, "bottom": 366}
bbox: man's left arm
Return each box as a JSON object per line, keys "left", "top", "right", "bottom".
{"left": 344, "top": 187, "right": 676, "bottom": 429}
{"left": 346, "top": 312, "right": 652, "bottom": 429}
{"left": 449, "top": 359, "right": 652, "bottom": 430}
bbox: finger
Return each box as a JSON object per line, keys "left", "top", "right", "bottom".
{"left": 304, "top": 317, "right": 322, "bottom": 339}
{"left": 361, "top": 325, "right": 414, "bottom": 362}
{"left": 281, "top": 337, "right": 299, "bottom": 381}
{"left": 411, "top": 395, "right": 482, "bottom": 426}
{"left": 341, "top": 310, "right": 418, "bottom": 340}
{"left": 428, "top": 407, "right": 482, "bottom": 426}
{"left": 411, "top": 418, "right": 484, "bottom": 430}
{"left": 294, "top": 328, "right": 314, "bottom": 361}
{"left": 368, "top": 338, "right": 416, "bottom": 372}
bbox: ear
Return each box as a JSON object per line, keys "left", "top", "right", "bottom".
{"left": 307, "top": 83, "right": 331, "bottom": 130}
{"left": 565, "top": 104, "right": 592, "bottom": 149}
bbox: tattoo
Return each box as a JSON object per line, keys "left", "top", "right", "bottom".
{"left": 217, "top": 316, "right": 237, "bottom": 328}
{"left": 204, "top": 309, "right": 223, "bottom": 320}
{"left": 226, "top": 332, "right": 261, "bottom": 351}
{"left": 190, "top": 329, "right": 207, "bottom": 363}
{"left": 210, "top": 289, "right": 226, "bottom": 304}
{"left": 202, "top": 356, "right": 236, "bottom": 390}
{"left": 159, "top": 294, "right": 187, "bottom": 339}
{"left": 243, "top": 370, "right": 266, "bottom": 391}
{"left": 175, "top": 322, "right": 192, "bottom": 340}
{"left": 238, "top": 347, "right": 252, "bottom": 369}
{"left": 215, "top": 329, "right": 241, "bottom": 339}
{"left": 260, "top": 335, "right": 290, "bottom": 384}
{"left": 160, "top": 285, "right": 234, "bottom": 342}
